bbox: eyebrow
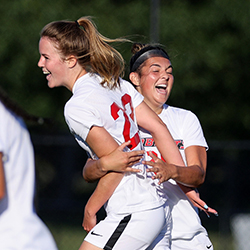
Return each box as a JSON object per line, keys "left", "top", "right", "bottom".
{"left": 150, "top": 64, "right": 173, "bottom": 70}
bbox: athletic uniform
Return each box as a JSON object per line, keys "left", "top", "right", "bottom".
{"left": 141, "top": 104, "right": 213, "bottom": 250}
{"left": 0, "top": 102, "right": 58, "bottom": 249}
{"left": 64, "top": 73, "right": 169, "bottom": 249}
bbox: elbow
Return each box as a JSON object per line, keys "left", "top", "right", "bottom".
{"left": 195, "top": 169, "right": 206, "bottom": 187}
{"left": 82, "top": 169, "right": 93, "bottom": 183}
{"left": 82, "top": 168, "right": 98, "bottom": 183}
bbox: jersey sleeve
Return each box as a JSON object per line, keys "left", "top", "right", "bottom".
{"left": 182, "top": 111, "right": 208, "bottom": 150}
{"left": 121, "top": 79, "right": 144, "bottom": 108}
{"left": 64, "top": 99, "right": 103, "bottom": 141}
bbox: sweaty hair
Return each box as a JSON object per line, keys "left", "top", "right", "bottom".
{"left": 40, "top": 16, "right": 127, "bottom": 89}
{"left": 130, "top": 43, "right": 170, "bottom": 75}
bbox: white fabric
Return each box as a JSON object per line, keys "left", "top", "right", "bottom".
{"left": 139, "top": 104, "right": 211, "bottom": 247}
{"left": 0, "top": 102, "right": 57, "bottom": 249}
{"left": 64, "top": 73, "right": 164, "bottom": 215}
{"left": 85, "top": 206, "right": 169, "bottom": 250}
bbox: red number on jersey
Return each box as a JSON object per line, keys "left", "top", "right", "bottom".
{"left": 111, "top": 94, "right": 140, "bottom": 150}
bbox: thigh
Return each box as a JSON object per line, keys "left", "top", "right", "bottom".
{"left": 171, "top": 233, "right": 213, "bottom": 250}
{"left": 79, "top": 240, "right": 103, "bottom": 250}
{"left": 146, "top": 205, "right": 172, "bottom": 250}
{"left": 84, "top": 207, "right": 165, "bottom": 250}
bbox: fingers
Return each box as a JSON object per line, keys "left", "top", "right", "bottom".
{"left": 191, "top": 199, "right": 218, "bottom": 217}
{"left": 119, "top": 140, "right": 144, "bottom": 154}
{"left": 127, "top": 150, "right": 145, "bottom": 160}
{"left": 82, "top": 222, "right": 90, "bottom": 233}
{"left": 118, "top": 140, "right": 132, "bottom": 151}
{"left": 147, "top": 151, "right": 159, "bottom": 161}
{"left": 206, "top": 206, "right": 218, "bottom": 216}
{"left": 142, "top": 160, "right": 154, "bottom": 167}
{"left": 122, "top": 167, "right": 141, "bottom": 173}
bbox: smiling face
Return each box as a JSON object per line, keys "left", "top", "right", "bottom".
{"left": 38, "top": 36, "right": 73, "bottom": 90}
{"left": 130, "top": 56, "right": 174, "bottom": 114}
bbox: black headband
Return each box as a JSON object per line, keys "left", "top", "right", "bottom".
{"left": 130, "top": 46, "right": 170, "bottom": 73}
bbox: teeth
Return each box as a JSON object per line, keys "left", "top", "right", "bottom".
{"left": 42, "top": 70, "right": 50, "bottom": 75}
{"left": 156, "top": 84, "right": 167, "bottom": 89}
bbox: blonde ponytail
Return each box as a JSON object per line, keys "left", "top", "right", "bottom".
{"left": 40, "top": 16, "right": 129, "bottom": 89}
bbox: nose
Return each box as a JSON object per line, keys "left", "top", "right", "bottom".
{"left": 37, "top": 56, "right": 44, "bottom": 68}
{"left": 161, "top": 71, "right": 170, "bottom": 81}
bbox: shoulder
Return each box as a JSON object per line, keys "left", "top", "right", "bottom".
{"left": 119, "top": 78, "right": 144, "bottom": 106}
{"left": 119, "top": 78, "right": 136, "bottom": 92}
{"left": 161, "top": 104, "right": 196, "bottom": 119}
{"left": 160, "top": 105, "right": 203, "bottom": 131}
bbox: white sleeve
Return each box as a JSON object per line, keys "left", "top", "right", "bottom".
{"left": 182, "top": 111, "right": 208, "bottom": 150}
{"left": 121, "top": 79, "right": 144, "bottom": 108}
{"left": 64, "top": 100, "right": 103, "bottom": 141}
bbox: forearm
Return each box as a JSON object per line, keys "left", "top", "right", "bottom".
{"left": 144, "top": 143, "right": 206, "bottom": 187}
{"left": 173, "top": 164, "right": 205, "bottom": 188}
{"left": 83, "top": 158, "right": 108, "bottom": 182}
{"left": 85, "top": 171, "right": 124, "bottom": 216}
{"left": 174, "top": 146, "right": 207, "bottom": 187}
{"left": 151, "top": 128, "right": 184, "bottom": 166}
{"left": 136, "top": 102, "right": 185, "bottom": 167}
{"left": 83, "top": 141, "right": 144, "bottom": 182}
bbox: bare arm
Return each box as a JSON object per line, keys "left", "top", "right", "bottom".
{"left": 135, "top": 101, "right": 218, "bottom": 214}
{"left": 136, "top": 101, "right": 205, "bottom": 186}
{"left": 145, "top": 146, "right": 206, "bottom": 187}
{"left": 82, "top": 126, "right": 133, "bottom": 232}
{"left": 83, "top": 140, "right": 144, "bottom": 182}
{"left": 183, "top": 145, "right": 206, "bottom": 186}
{"left": 83, "top": 171, "right": 123, "bottom": 232}
{"left": 136, "top": 101, "right": 186, "bottom": 166}
{"left": 0, "top": 153, "right": 6, "bottom": 199}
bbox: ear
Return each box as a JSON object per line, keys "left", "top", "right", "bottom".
{"left": 66, "top": 56, "right": 77, "bottom": 68}
{"left": 129, "top": 72, "right": 140, "bottom": 87}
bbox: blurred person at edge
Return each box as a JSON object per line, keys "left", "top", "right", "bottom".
{"left": 0, "top": 88, "right": 58, "bottom": 249}
{"left": 83, "top": 43, "right": 218, "bottom": 250}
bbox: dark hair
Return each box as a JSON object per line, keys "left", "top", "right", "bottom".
{"left": 130, "top": 43, "right": 170, "bottom": 74}
{"left": 0, "top": 87, "right": 49, "bottom": 125}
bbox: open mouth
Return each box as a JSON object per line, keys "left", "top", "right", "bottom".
{"left": 42, "top": 69, "right": 51, "bottom": 75}
{"left": 155, "top": 84, "right": 167, "bottom": 90}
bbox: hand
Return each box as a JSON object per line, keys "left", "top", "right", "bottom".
{"left": 182, "top": 187, "right": 218, "bottom": 217}
{"left": 82, "top": 209, "right": 97, "bottom": 233}
{"left": 101, "top": 140, "right": 145, "bottom": 173}
{"left": 143, "top": 151, "right": 176, "bottom": 184}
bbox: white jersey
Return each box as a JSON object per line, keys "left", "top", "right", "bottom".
{"left": 139, "top": 104, "right": 208, "bottom": 240}
{"left": 64, "top": 73, "right": 164, "bottom": 215}
{"left": 0, "top": 102, "right": 58, "bottom": 249}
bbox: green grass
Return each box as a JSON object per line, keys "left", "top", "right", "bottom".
{"left": 46, "top": 222, "right": 87, "bottom": 250}
{"left": 46, "top": 222, "right": 235, "bottom": 250}
{"left": 209, "top": 232, "right": 234, "bottom": 250}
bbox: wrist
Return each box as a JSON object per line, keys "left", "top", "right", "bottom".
{"left": 85, "top": 203, "right": 97, "bottom": 218}
{"left": 97, "top": 157, "right": 108, "bottom": 173}
{"left": 170, "top": 164, "right": 179, "bottom": 180}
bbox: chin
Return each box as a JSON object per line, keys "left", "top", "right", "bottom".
{"left": 48, "top": 82, "right": 56, "bottom": 88}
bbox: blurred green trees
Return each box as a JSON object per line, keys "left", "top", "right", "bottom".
{"left": 0, "top": 0, "right": 249, "bottom": 140}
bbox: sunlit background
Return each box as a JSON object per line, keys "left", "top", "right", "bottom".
{"left": 1, "top": 0, "right": 250, "bottom": 249}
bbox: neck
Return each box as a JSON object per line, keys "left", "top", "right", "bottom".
{"left": 145, "top": 101, "right": 163, "bottom": 115}
{"left": 69, "top": 68, "right": 88, "bottom": 92}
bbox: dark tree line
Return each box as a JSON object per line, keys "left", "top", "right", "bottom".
{"left": 0, "top": 0, "right": 249, "bottom": 140}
